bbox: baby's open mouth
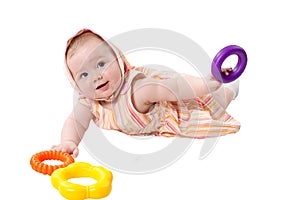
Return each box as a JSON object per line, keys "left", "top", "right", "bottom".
{"left": 96, "top": 81, "right": 109, "bottom": 90}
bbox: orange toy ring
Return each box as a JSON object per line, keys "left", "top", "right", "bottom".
{"left": 30, "top": 150, "right": 75, "bottom": 176}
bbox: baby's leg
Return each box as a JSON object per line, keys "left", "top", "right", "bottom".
{"left": 212, "top": 80, "right": 239, "bottom": 109}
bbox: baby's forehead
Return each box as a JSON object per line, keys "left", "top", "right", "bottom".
{"left": 74, "top": 37, "right": 113, "bottom": 59}
{"left": 69, "top": 34, "right": 111, "bottom": 56}
{"left": 92, "top": 40, "right": 114, "bottom": 55}
{"left": 69, "top": 38, "right": 115, "bottom": 71}
{"left": 82, "top": 35, "right": 114, "bottom": 54}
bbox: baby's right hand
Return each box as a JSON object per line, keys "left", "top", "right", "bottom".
{"left": 51, "top": 141, "right": 79, "bottom": 158}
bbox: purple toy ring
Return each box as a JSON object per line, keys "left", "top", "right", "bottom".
{"left": 211, "top": 45, "right": 247, "bottom": 83}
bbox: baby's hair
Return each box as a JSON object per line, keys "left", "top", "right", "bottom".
{"left": 65, "top": 29, "right": 104, "bottom": 61}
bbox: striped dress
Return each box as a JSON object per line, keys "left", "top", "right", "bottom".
{"left": 79, "top": 67, "right": 240, "bottom": 139}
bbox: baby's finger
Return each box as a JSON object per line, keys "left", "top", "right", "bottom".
{"left": 73, "top": 148, "right": 79, "bottom": 158}
{"left": 51, "top": 145, "right": 63, "bottom": 151}
{"left": 61, "top": 147, "right": 66, "bottom": 152}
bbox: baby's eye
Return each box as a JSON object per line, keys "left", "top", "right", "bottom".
{"left": 80, "top": 72, "right": 88, "bottom": 79}
{"left": 97, "top": 62, "right": 105, "bottom": 68}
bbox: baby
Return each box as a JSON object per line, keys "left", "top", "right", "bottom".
{"left": 52, "top": 29, "right": 240, "bottom": 157}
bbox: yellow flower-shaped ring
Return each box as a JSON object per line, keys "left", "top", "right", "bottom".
{"left": 51, "top": 162, "right": 113, "bottom": 200}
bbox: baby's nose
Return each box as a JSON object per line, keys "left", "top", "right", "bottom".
{"left": 93, "top": 74, "right": 103, "bottom": 82}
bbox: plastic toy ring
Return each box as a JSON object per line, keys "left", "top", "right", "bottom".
{"left": 30, "top": 150, "right": 75, "bottom": 175}
{"left": 51, "top": 162, "right": 113, "bottom": 200}
{"left": 211, "top": 45, "right": 247, "bottom": 83}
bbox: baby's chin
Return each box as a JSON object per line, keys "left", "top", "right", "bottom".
{"left": 93, "top": 90, "right": 114, "bottom": 100}
{"left": 93, "top": 94, "right": 113, "bottom": 100}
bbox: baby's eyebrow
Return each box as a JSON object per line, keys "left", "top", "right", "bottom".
{"left": 89, "top": 50, "right": 105, "bottom": 61}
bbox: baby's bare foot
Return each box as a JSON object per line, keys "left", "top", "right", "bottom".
{"left": 221, "top": 67, "right": 233, "bottom": 76}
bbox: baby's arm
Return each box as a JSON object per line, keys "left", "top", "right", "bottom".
{"left": 134, "top": 73, "right": 221, "bottom": 103}
{"left": 52, "top": 102, "right": 93, "bottom": 157}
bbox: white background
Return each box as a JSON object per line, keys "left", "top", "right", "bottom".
{"left": 1, "top": 0, "right": 300, "bottom": 199}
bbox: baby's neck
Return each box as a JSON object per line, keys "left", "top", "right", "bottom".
{"left": 99, "top": 99, "right": 114, "bottom": 110}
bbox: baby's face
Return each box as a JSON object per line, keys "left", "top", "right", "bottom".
{"left": 67, "top": 37, "right": 122, "bottom": 100}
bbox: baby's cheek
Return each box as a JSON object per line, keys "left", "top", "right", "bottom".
{"left": 78, "top": 85, "right": 93, "bottom": 97}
